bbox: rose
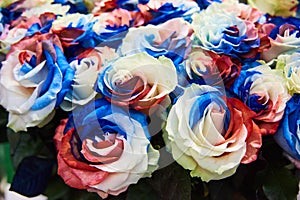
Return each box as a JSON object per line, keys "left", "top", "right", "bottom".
{"left": 191, "top": 1, "right": 260, "bottom": 59}
{"left": 138, "top": 0, "right": 199, "bottom": 25}
{"left": 92, "top": 8, "right": 132, "bottom": 48}
{"left": 163, "top": 84, "right": 261, "bottom": 181}
{"left": 60, "top": 46, "right": 118, "bottom": 111}
{"left": 95, "top": 52, "right": 177, "bottom": 112}
{"left": 119, "top": 17, "right": 193, "bottom": 65}
{"left": 59, "top": 52, "right": 100, "bottom": 111}
{"left": 21, "top": 3, "right": 70, "bottom": 18}
{"left": 1, "top": 3, "right": 69, "bottom": 50}
{"left": 260, "top": 16, "right": 300, "bottom": 61}
{"left": 51, "top": 13, "right": 94, "bottom": 32}
{"left": 53, "top": 0, "right": 90, "bottom": 14}
{"left": 50, "top": 13, "right": 96, "bottom": 48}
{"left": 0, "top": 27, "right": 27, "bottom": 54}
{"left": 274, "top": 94, "right": 300, "bottom": 160}
{"left": 91, "top": 0, "right": 144, "bottom": 14}
{"left": 184, "top": 48, "right": 241, "bottom": 87}
{"left": 248, "top": 0, "right": 298, "bottom": 17}
{"left": 0, "top": 34, "right": 75, "bottom": 132}
{"left": 275, "top": 51, "right": 300, "bottom": 94}
{"left": 93, "top": 8, "right": 132, "bottom": 27}
{"left": 212, "top": 0, "right": 264, "bottom": 23}
{"left": 54, "top": 98, "right": 159, "bottom": 198}
{"left": 230, "top": 64, "right": 290, "bottom": 134}
{"left": 0, "top": 14, "right": 45, "bottom": 53}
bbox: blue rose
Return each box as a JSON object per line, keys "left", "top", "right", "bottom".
{"left": 275, "top": 94, "right": 300, "bottom": 159}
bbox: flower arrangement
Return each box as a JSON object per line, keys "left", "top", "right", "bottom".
{"left": 0, "top": 0, "right": 300, "bottom": 199}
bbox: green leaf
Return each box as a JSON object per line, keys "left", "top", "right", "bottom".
{"left": 147, "top": 162, "right": 191, "bottom": 200}
{"left": 262, "top": 166, "right": 298, "bottom": 200}
{"left": 66, "top": 189, "right": 102, "bottom": 200}
{"left": 126, "top": 179, "right": 159, "bottom": 200}
{"left": 7, "top": 129, "right": 45, "bottom": 169}
{"left": 0, "top": 143, "right": 15, "bottom": 182}
{"left": 127, "top": 162, "right": 191, "bottom": 200}
{"left": 207, "top": 179, "right": 235, "bottom": 200}
{"left": 0, "top": 106, "right": 8, "bottom": 143}
{"left": 44, "top": 175, "right": 70, "bottom": 200}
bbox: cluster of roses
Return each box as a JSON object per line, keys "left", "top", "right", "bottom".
{"left": 1, "top": 0, "right": 300, "bottom": 198}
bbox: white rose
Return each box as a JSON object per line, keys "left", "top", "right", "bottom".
{"left": 276, "top": 52, "right": 300, "bottom": 94}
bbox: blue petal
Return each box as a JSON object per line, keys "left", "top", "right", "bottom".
{"left": 275, "top": 94, "right": 300, "bottom": 159}
{"left": 54, "top": 45, "right": 75, "bottom": 106}
{"left": 189, "top": 91, "right": 229, "bottom": 130}
{"left": 31, "top": 50, "right": 62, "bottom": 110}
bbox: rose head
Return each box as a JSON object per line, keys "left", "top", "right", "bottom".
{"left": 163, "top": 84, "right": 261, "bottom": 182}
{"left": 51, "top": 13, "right": 97, "bottom": 48}
{"left": 184, "top": 48, "right": 241, "bottom": 88}
{"left": 274, "top": 94, "right": 300, "bottom": 160}
{"left": 92, "top": 8, "right": 132, "bottom": 48}
{"left": 119, "top": 17, "right": 193, "bottom": 66}
{"left": 138, "top": 0, "right": 200, "bottom": 25}
{"left": 248, "top": 0, "right": 298, "bottom": 17}
{"left": 95, "top": 52, "right": 177, "bottom": 113}
{"left": 0, "top": 33, "right": 75, "bottom": 131}
{"left": 59, "top": 50, "right": 100, "bottom": 111}
{"left": 191, "top": 1, "right": 261, "bottom": 59}
{"left": 261, "top": 16, "right": 300, "bottom": 61}
{"left": 230, "top": 64, "right": 290, "bottom": 135}
{"left": 275, "top": 51, "right": 300, "bottom": 95}
{"left": 54, "top": 98, "right": 159, "bottom": 198}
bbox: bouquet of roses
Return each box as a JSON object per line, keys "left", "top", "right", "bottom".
{"left": 0, "top": 0, "right": 300, "bottom": 199}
